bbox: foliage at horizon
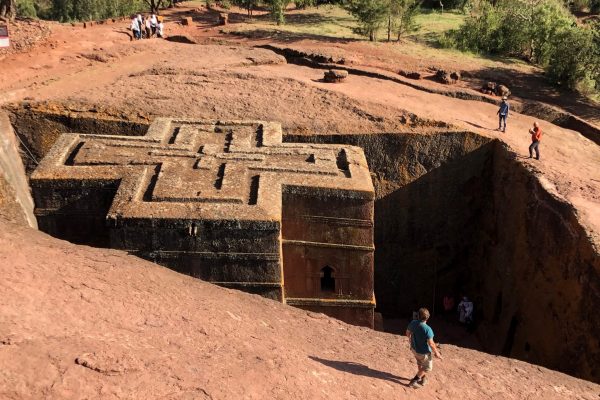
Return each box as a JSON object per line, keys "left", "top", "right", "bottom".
{"left": 442, "top": 0, "right": 600, "bottom": 91}
{"left": 345, "top": 0, "right": 422, "bottom": 41}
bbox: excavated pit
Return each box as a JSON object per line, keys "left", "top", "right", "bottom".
{"left": 5, "top": 105, "right": 600, "bottom": 383}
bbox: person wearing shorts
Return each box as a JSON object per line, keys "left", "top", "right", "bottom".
{"left": 406, "top": 308, "right": 443, "bottom": 387}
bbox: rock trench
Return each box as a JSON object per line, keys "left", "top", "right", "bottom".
{"left": 3, "top": 107, "right": 599, "bottom": 383}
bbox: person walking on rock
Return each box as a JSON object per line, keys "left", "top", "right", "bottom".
{"left": 406, "top": 308, "right": 443, "bottom": 388}
{"left": 150, "top": 13, "right": 158, "bottom": 36}
{"left": 529, "top": 121, "right": 542, "bottom": 160}
{"left": 130, "top": 15, "right": 141, "bottom": 40}
{"left": 497, "top": 96, "right": 509, "bottom": 132}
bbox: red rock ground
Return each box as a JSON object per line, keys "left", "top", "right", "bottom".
{"left": 1, "top": 219, "right": 599, "bottom": 399}
{"left": 1, "top": 5, "right": 600, "bottom": 397}
{"left": 2, "top": 13, "right": 597, "bottom": 246}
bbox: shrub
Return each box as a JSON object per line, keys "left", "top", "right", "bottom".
{"left": 547, "top": 26, "right": 595, "bottom": 88}
{"left": 267, "top": 0, "right": 289, "bottom": 24}
{"left": 345, "top": 0, "right": 389, "bottom": 40}
{"left": 50, "top": 0, "right": 143, "bottom": 21}
{"left": 16, "top": 0, "right": 36, "bottom": 17}
{"left": 444, "top": 0, "right": 600, "bottom": 90}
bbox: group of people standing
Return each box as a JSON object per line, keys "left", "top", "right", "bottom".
{"left": 130, "top": 13, "right": 165, "bottom": 40}
{"left": 496, "top": 96, "right": 543, "bottom": 160}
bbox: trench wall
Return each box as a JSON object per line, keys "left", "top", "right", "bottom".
{"left": 474, "top": 145, "right": 600, "bottom": 382}
{"left": 0, "top": 111, "right": 37, "bottom": 228}
{"left": 285, "top": 131, "right": 494, "bottom": 316}
{"left": 6, "top": 104, "right": 149, "bottom": 173}
{"left": 6, "top": 108, "right": 600, "bottom": 382}
{"left": 288, "top": 131, "right": 600, "bottom": 383}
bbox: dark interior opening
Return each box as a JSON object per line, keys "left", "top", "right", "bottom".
{"left": 321, "top": 266, "right": 335, "bottom": 293}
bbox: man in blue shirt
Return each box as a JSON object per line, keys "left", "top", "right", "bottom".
{"left": 497, "top": 96, "right": 510, "bottom": 132}
{"left": 406, "top": 308, "right": 443, "bottom": 387}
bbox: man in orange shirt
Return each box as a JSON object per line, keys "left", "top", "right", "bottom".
{"left": 528, "top": 121, "right": 542, "bottom": 160}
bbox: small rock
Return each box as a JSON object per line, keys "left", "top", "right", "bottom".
{"left": 75, "top": 351, "right": 140, "bottom": 376}
{"left": 323, "top": 69, "right": 348, "bottom": 83}
{"left": 182, "top": 17, "right": 193, "bottom": 26}
{"left": 399, "top": 70, "right": 422, "bottom": 80}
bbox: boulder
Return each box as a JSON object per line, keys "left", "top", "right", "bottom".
{"left": 323, "top": 69, "right": 348, "bottom": 83}
{"left": 435, "top": 69, "right": 460, "bottom": 84}
{"left": 218, "top": 13, "right": 228, "bottom": 26}
{"left": 481, "top": 81, "right": 511, "bottom": 97}
{"left": 182, "top": 17, "right": 193, "bottom": 26}
{"left": 496, "top": 84, "right": 511, "bottom": 97}
{"left": 482, "top": 81, "right": 497, "bottom": 93}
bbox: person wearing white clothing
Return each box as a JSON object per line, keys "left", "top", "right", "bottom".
{"left": 157, "top": 21, "right": 165, "bottom": 38}
{"left": 130, "top": 16, "right": 141, "bottom": 40}
{"left": 144, "top": 17, "right": 152, "bottom": 38}
{"left": 150, "top": 14, "right": 158, "bottom": 36}
{"left": 458, "top": 296, "right": 473, "bottom": 324}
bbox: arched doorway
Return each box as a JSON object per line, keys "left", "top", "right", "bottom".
{"left": 320, "top": 266, "right": 335, "bottom": 293}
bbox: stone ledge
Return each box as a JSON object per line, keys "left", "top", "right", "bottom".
{"left": 286, "top": 298, "right": 376, "bottom": 308}
{"left": 282, "top": 239, "right": 374, "bottom": 252}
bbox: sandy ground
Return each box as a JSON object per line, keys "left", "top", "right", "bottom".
{"left": 1, "top": 219, "right": 599, "bottom": 399}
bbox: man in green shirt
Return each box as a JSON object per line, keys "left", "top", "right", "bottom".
{"left": 406, "top": 308, "right": 443, "bottom": 387}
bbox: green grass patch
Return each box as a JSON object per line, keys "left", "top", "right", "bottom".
{"left": 223, "top": 5, "right": 362, "bottom": 40}
{"left": 410, "top": 10, "right": 465, "bottom": 42}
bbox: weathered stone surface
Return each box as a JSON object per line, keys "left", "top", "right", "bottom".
{"left": 399, "top": 70, "right": 422, "bottom": 80}
{"left": 323, "top": 69, "right": 348, "bottom": 83}
{"left": 30, "top": 118, "right": 376, "bottom": 327}
{"left": 0, "top": 111, "right": 37, "bottom": 228}
{"left": 497, "top": 84, "right": 511, "bottom": 97}
{"left": 287, "top": 131, "right": 600, "bottom": 383}
{"left": 2, "top": 219, "right": 598, "bottom": 399}
{"left": 435, "top": 69, "right": 460, "bottom": 84}
{"left": 481, "top": 81, "right": 511, "bottom": 97}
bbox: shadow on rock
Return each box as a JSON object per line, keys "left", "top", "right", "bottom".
{"left": 309, "top": 356, "right": 410, "bottom": 386}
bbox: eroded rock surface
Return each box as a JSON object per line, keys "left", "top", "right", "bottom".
{"left": 1, "top": 219, "right": 599, "bottom": 399}
{"left": 0, "top": 111, "right": 36, "bottom": 227}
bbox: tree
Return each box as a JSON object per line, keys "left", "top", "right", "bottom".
{"left": 142, "top": 0, "right": 164, "bottom": 14}
{"left": 446, "top": 0, "right": 600, "bottom": 90}
{"left": 547, "top": 25, "right": 596, "bottom": 88}
{"left": 16, "top": 0, "right": 37, "bottom": 17}
{"left": 51, "top": 0, "right": 142, "bottom": 21}
{"left": 0, "top": 0, "right": 16, "bottom": 20}
{"left": 387, "top": 0, "right": 421, "bottom": 41}
{"left": 232, "top": 0, "right": 258, "bottom": 16}
{"left": 295, "top": 0, "right": 315, "bottom": 9}
{"left": 345, "top": 0, "right": 389, "bottom": 41}
{"left": 267, "top": 0, "right": 289, "bottom": 24}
